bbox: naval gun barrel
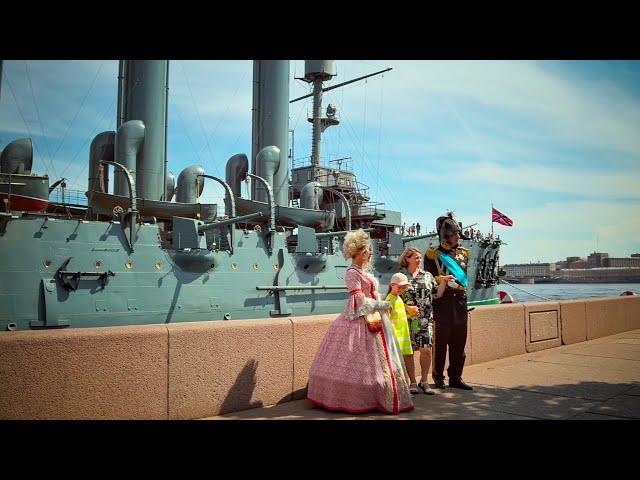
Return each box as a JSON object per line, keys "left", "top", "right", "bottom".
{"left": 198, "top": 212, "right": 263, "bottom": 233}
{"left": 315, "top": 227, "right": 374, "bottom": 239}
{"left": 402, "top": 232, "right": 438, "bottom": 242}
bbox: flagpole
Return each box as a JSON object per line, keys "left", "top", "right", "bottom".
{"left": 491, "top": 203, "right": 494, "bottom": 238}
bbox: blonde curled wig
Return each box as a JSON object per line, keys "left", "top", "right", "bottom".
{"left": 399, "top": 247, "right": 422, "bottom": 268}
{"left": 342, "top": 228, "right": 371, "bottom": 260}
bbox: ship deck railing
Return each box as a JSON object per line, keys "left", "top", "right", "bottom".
{"left": 49, "top": 188, "right": 88, "bottom": 207}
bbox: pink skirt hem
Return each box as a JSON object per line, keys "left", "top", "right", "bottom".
{"left": 307, "top": 396, "right": 414, "bottom": 415}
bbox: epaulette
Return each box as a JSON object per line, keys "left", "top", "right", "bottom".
{"left": 458, "top": 247, "right": 470, "bottom": 258}
{"left": 426, "top": 248, "right": 439, "bottom": 260}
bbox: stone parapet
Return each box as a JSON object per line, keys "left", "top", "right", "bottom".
{"left": 468, "top": 303, "right": 526, "bottom": 364}
{"left": 559, "top": 300, "right": 587, "bottom": 345}
{"left": 524, "top": 302, "right": 561, "bottom": 352}
{"left": 167, "top": 318, "right": 294, "bottom": 419}
{"left": 1, "top": 295, "right": 639, "bottom": 419}
{"left": 0, "top": 324, "right": 168, "bottom": 420}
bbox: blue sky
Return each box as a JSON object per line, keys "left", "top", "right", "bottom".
{"left": 1, "top": 60, "right": 639, "bottom": 264}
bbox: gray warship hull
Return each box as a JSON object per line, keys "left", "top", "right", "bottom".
{"left": 0, "top": 213, "right": 500, "bottom": 331}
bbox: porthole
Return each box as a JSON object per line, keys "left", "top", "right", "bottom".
{"left": 231, "top": 263, "right": 237, "bottom": 270}
{"left": 155, "top": 261, "right": 163, "bottom": 269}
{"left": 125, "top": 260, "right": 133, "bottom": 269}
{"left": 252, "top": 263, "right": 259, "bottom": 270}
{"left": 43, "top": 260, "right": 52, "bottom": 268}
{"left": 274, "top": 264, "right": 279, "bottom": 271}
{"left": 94, "top": 260, "right": 103, "bottom": 269}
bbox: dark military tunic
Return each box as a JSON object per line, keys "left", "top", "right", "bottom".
{"left": 423, "top": 243, "right": 469, "bottom": 325}
{"left": 423, "top": 242, "right": 470, "bottom": 382}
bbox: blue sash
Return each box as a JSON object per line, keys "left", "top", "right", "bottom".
{"left": 438, "top": 251, "right": 468, "bottom": 287}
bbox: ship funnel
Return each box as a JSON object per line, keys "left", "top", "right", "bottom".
{"left": 254, "top": 146, "right": 280, "bottom": 203}
{"left": 300, "top": 181, "right": 323, "bottom": 210}
{"left": 0, "top": 138, "right": 33, "bottom": 174}
{"left": 165, "top": 171, "right": 176, "bottom": 202}
{"left": 88, "top": 131, "right": 115, "bottom": 194}
{"left": 225, "top": 153, "right": 249, "bottom": 197}
{"left": 176, "top": 165, "right": 205, "bottom": 203}
{"left": 113, "top": 120, "right": 145, "bottom": 197}
{"left": 118, "top": 60, "right": 169, "bottom": 201}
{"left": 251, "top": 60, "right": 289, "bottom": 206}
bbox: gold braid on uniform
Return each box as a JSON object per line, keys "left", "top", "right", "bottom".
{"left": 426, "top": 247, "right": 439, "bottom": 259}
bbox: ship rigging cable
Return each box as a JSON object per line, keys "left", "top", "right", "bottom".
{"left": 207, "top": 69, "right": 248, "bottom": 176}
{"left": 336, "top": 99, "right": 402, "bottom": 211}
{"left": 174, "top": 103, "right": 204, "bottom": 166}
{"left": 180, "top": 61, "right": 216, "bottom": 173}
{"left": 377, "top": 74, "right": 384, "bottom": 201}
{"left": 499, "top": 278, "right": 551, "bottom": 301}
{"left": 3, "top": 70, "right": 50, "bottom": 177}
{"left": 24, "top": 60, "right": 57, "bottom": 180}
{"left": 67, "top": 99, "right": 117, "bottom": 190}
{"left": 53, "top": 61, "right": 105, "bottom": 172}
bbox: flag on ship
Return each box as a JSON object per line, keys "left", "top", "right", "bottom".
{"left": 492, "top": 207, "right": 513, "bottom": 226}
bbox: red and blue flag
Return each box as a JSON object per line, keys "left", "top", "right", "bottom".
{"left": 492, "top": 207, "right": 513, "bottom": 226}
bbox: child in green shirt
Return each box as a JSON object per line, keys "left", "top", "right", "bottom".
{"left": 385, "top": 273, "right": 414, "bottom": 388}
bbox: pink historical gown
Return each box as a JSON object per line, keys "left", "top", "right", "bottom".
{"left": 307, "top": 264, "right": 414, "bottom": 414}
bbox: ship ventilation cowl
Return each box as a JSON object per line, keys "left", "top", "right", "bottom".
{"left": 0, "top": 138, "right": 33, "bottom": 174}
{"left": 254, "top": 145, "right": 280, "bottom": 202}
{"left": 88, "top": 131, "right": 115, "bottom": 194}
{"left": 225, "top": 153, "right": 249, "bottom": 197}
{"left": 176, "top": 165, "right": 205, "bottom": 203}
{"left": 300, "top": 181, "right": 323, "bottom": 210}
{"left": 165, "top": 171, "right": 176, "bottom": 202}
{"left": 113, "top": 120, "right": 145, "bottom": 197}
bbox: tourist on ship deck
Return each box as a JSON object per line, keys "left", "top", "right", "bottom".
{"left": 424, "top": 213, "right": 474, "bottom": 390}
{"left": 307, "top": 229, "right": 414, "bottom": 414}
{"left": 398, "top": 247, "right": 440, "bottom": 395}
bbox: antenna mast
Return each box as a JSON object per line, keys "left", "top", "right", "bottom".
{"left": 300, "top": 61, "right": 337, "bottom": 170}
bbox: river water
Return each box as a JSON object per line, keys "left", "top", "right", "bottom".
{"left": 498, "top": 283, "right": 640, "bottom": 303}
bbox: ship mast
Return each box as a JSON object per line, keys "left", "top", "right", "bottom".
{"left": 293, "top": 61, "right": 392, "bottom": 179}
{"left": 300, "top": 61, "right": 337, "bottom": 176}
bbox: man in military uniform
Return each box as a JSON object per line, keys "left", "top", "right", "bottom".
{"left": 424, "top": 212, "right": 473, "bottom": 390}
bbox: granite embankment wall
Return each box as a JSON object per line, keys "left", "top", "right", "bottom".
{"left": 1, "top": 296, "right": 639, "bottom": 419}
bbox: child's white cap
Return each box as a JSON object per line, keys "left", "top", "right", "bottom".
{"left": 390, "top": 272, "right": 410, "bottom": 286}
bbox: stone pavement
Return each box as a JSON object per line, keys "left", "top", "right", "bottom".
{"left": 204, "top": 329, "right": 640, "bottom": 420}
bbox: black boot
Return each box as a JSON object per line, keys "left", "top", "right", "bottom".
{"left": 433, "top": 378, "right": 446, "bottom": 389}
{"left": 449, "top": 378, "right": 473, "bottom": 390}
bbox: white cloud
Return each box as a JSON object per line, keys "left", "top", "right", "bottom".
{"left": 408, "top": 159, "right": 640, "bottom": 200}
{"left": 493, "top": 200, "right": 640, "bottom": 264}
{"left": 305, "top": 60, "right": 640, "bottom": 159}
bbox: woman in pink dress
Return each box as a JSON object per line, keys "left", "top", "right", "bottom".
{"left": 307, "top": 229, "right": 414, "bottom": 414}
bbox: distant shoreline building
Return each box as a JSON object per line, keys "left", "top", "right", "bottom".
{"left": 503, "top": 263, "right": 556, "bottom": 277}
{"left": 502, "top": 252, "right": 640, "bottom": 283}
